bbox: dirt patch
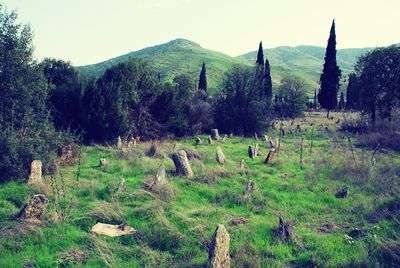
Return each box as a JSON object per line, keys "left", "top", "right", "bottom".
{"left": 228, "top": 216, "right": 249, "bottom": 226}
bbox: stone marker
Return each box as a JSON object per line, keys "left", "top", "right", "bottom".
{"left": 99, "top": 158, "right": 107, "bottom": 168}
{"left": 264, "top": 135, "right": 269, "bottom": 142}
{"left": 16, "top": 194, "right": 49, "bottom": 221}
{"left": 216, "top": 147, "right": 225, "bottom": 165}
{"left": 276, "top": 216, "right": 295, "bottom": 242}
{"left": 254, "top": 144, "right": 259, "bottom": 157}
{"left": 245, "top": 180, "right": 256, "bottom": 193}
{"left": 264, "top": 148, "right": 276, "bottom": 164}
{"left": 172, "top": 150, "right": 193, "bottom": 177}
{"left": 117, "top": 178, "right": 126, "bottom": 193}
{"left": 222, "top": 134, "right": 227, "bottom": 143}
{"left": 116, "top": 136, "right": 123, "bottom": 149}
{"left": 196, "top": 137, "right": 203, "bottom": 145}
{"left": 239, "top": 159, "right": 245, "bottom": 169}
{"left": 335, "top": 186, "right": 349, "bottom": 198}
{"left": 296, "top": 124, "right": 302, "bottom": 133}
{"left": 91, "top": 222, "right": 135, "bottom": 237}
{"left": 248, "top": 145, "right": 254, "bottom": 159}
{"left": 211, "top": 129, "right": 220, "bottom": 141}
{"left": 280, "top": 128, "right": 285, "bottom": 138}
{"left": 155, "top": 165, "right": 167, "bottom": 185}
{"left": 147, "top": 143, "right": 164, "bottom": 158}
{"left": 254, "top": 132, "right": 258, "bottom": 140}
{"left": 28, "top": 160, "right": 42, "bottom": 184}
{"left": 208, "top": 224, "right": 230, "bottom": 268}
{"left": 208, "top": 136, "right": 213, "bottom": 145}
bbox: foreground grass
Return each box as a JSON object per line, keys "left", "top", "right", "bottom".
{"left": 0, "top": 113, "right": 399, "bottom": 267}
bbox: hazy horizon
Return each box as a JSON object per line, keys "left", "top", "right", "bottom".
{"left": 3, "top": 0, "right": 400, "bottom": 65}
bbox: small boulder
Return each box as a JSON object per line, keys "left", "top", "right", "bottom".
{"left": 15, "top": 194, "right": 49, "bottom": 221}
{"left": 335, "top": 186, "right": 349, "bottom": 198}
{"left": 91, "top": 222, "right": 135, "bottom": 237}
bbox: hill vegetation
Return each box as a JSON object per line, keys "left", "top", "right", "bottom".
{"left": 77, "top": 39, "right": 372, "bottom": 94}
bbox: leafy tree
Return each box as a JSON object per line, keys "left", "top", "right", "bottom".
{"left": 215, "top": 64, "right": 271, "bottom": 135}
{"left": 338, "top": 92, "right": 345, "bottom": 110}
{"left": 198, "top": 61, "right": 207, "bottom": 91}
{"left": 346, "top": 73, "right": 359, "bottom": 110}
{"left": 355, "top": 46, "right": 400, "bottom": 122}
{"left": 41, "top": 58, "right": 83, "bottom": 130}
{"left": 274, "top": 75, "right": 308, "bottom": 118}
{"left": 81, "top": 59, "right": 161, "bottom": 141}
{"left": 318, "top": 20, "right": 341, "bottom": 117}
{"left": 0, "top": 5, "right": 70, "bottom": 181}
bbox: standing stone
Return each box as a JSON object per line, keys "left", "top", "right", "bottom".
{"left": 128, "top": 137, "right": 137, "bottom": 148}
{"left": 269, "top": 138, "right": 275, "bottom": 149}
{"left": 211, "top": 129, "right": 220, "bottom": 141}
{"left": 117, "top": 178, "right": 126, "bottom": 193}
{"left": 276, "top": 216, "right": 295, "bottom": 242}
{"left": 155, "top": 165, "right": 167, "bottom": 186}
{"left": 196, "top": 137, "right": 203, "bottom": 145}
{"left": 216, "top": 147, "right": 225, "bottom": 165}
{"left": 147, "top": 143, "right": 164, "bottom": 158}
{"left": 264, "top": 148, "right": 276, "bottom": 164}
{"left": 28, "top": 160, "right": 42, "bottom": 184}
{"left": 208, "top": 136, "right": 213, "bottom": 145}
{"left": 222, "top": 134, "right": 227, "bottom": 143}
{"left": 172, "top": 150, "right": 193, "bottom": 177}
{"left": 15, "top": 194, "right": 49, "bottom": 221}
{"left": 335, "top": 186, "right": 349, "bottom": 198}
{"left": 116, "top": 136, "right": 123, "bottom": 149}
{"left": 254, "top": 133, "right": 258, "bottom": 140}
{"left": 208, "top": 224, "right": 230, "bottom": 268}
{"left": 248, "top": 146, "right": 254, "bottom": 159}
{"left": 99, "top": 158, "right": 107, "bottom": 168}
{"left": 296, "top": 124, "right": 302, "bottom": 133}
{"left": 280, "top": 128, "right": 285, "bottom": 138}
{"left": 264, "top": 135, "right": 269, "bottom": 142}
{"left": 254, "top": 144, "right": 259, "bottom": 157}
{"left": 239, "top": 159, "right": 245, "bottom": 169}
{"left": 245, "top": 180, "right": 256, "bottom": 193}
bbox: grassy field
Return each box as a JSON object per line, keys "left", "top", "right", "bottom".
{"left": 0, "top": 112, "right": 399, "bottom": 267}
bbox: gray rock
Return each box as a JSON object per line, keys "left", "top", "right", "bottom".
{"left": 172, "top": 150, "right": 193, "bottom": 177}
{"left": 208, "top": 224, "right": 230, "bottom": 268}
{"left": 216, "top": 147, "right": 225, "bottom": 165}
{"left": 28, "top": 160, "right": 42, "bottom": 184}
{"left": 211, "top": 129, "right": 220, "bottom": 141}
{"left": 16, "top": 194, "right": 49, "bottom": 221}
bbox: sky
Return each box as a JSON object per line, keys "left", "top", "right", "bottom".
{"left": 3, "top": 0, "right": 400, "bottom": 66}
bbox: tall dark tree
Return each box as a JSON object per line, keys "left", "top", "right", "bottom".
{"left": 263, "top": 57, "right": 273, "bottom": 100}
{"left": 256, "top": 42, "right": 264, "bottom": 65}
{"left": 346, "top": 73, "right": 359, "bottom": 110}
{"left": 318, "top": 20, "right": 342, "bottom": 118}
{"left": 313, "top": 88, "right": 318, "bottom": 109}
{"left": 338, "top": 92, "right": 345, "bottom": 110}
{"left": 198, "top": 61, "right": 207, "bottom": 91}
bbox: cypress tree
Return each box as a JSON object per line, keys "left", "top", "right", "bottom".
{"left": 263, "top": 57, "right": 273, "bottom": 100}
{"left": 256, "top": 42, "right": 264, "bottom": 65}
{"left": 198, "top": 61, "right": 207, "bottom": 91}
{"left": 318, "top": 20, "right": 341, "bottom": 118}
{"left": 346, "top": 73, "right": 358, "bottom": 109}
{"left": 339, "top": 92, "right": 345, "bottom": 110}
{"left": 313, "top": 88, "right": 318, "bottom": 109}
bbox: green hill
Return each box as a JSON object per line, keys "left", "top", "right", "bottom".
{"left": 77, "top": 39, "right": 374, "bottom": 95}
{"left": 77, "top": 39, "right": 240, "bottom": 92}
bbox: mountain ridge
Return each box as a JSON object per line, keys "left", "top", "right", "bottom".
{"left": 76, "top": 38, "right": 384, "bottom": 94}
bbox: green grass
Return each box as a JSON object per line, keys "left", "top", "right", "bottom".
{"left": 1, "top": 113, "right": 399, "bottom": 267}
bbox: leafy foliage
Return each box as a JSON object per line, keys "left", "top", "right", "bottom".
{"left": 274, "top": 75, "right": 308, "bottom": 118}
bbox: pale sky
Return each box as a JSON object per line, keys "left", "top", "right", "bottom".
{"left": 3, "top": 0, "right": 400, "bottom": 66}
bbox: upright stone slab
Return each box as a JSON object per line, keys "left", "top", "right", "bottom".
{"left": 264, "top": 148, "right": 276, "bottom": 164}
{"left": 99, "top": 158, "right": 107, "bottom": 168}
{"left": 248, "top": 146, "right": 254, "bottom": 159}
{"left": 216, "top": 147, "right": 225, "bottom": 165}
{"left": 254, "top": 144, "right": 259, "bottom": 157}
{"left": 16, "top": 194, "right": 49, "bottom": 221}
{"left": 208, "top": 136, "right": 213, "bottom": 145}
{"left": 172, "top": 150, "right": 193, "bottom": 177}
{"left": 117, "top": 178, "right": 126, "bottom": 193}
{"left": 208, "top": 224, "right": 230, "bottom": 268}
{"left": 28, "top": 160, "right": 42, "bottom": 184}
{"left": 296, "top": 124, "right": 302, "bottom": 133}
{"left": 155, "top": 165, "right": 167, "bottom": 185}
{"left": 211, "top": 129, "right": 220, "bottom": 141}
{"left": 239, "top": 159, "right": 245, "bottom": 169}
{"left": 196, "top": 137, "right": 203, "bottom": 145}
{"left": 116, "top": 136, "right": 123, "bottom": 149}
{"left": 254, "top": 133, "right": 258, "bottom": 140}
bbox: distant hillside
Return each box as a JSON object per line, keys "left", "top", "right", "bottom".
{"left": 237, "top": 45, "right": 372, "bottom": 79}
{"left": 77, "top": 39, "right": 239, "bottom": 92}
{"left": 77, "top": 38, "right": 375, "bottom": 94}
